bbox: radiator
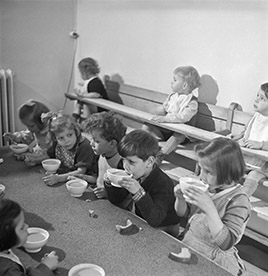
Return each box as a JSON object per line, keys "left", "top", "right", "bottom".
{"left": 0, "top": 69, "right": 15, "bottom": 146}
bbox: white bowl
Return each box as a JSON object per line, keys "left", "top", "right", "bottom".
{"left": 68, "top": 263, "right": 105, "bottom": 276}
{"left": 9, "top": 143, "right": 29, "bottom": 154}
{"left": 106, "top": 168, "right": 132, "bottom": 187}
{"left": 42, "top": 159, "right": 61, "bottom": 173}
{"left": 180, "top": 177, "right": 209, "bottom": 198}
{"left": 66, "top": 179, "right": 88, "bottom": 197}
{"left": 0, "top": 184, "right": 5, "bottom": 198}
{"left": 23, "top": 227, "right": 49, "bottom": 253}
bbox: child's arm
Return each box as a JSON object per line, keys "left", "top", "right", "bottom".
{"left": 79, "top": 91, "right": 102, "bottom": 99}
{"left": 243, "top": 139, "right": 268, "bottom": 150}
{"left": 174, "top": 184, "right": 188, "bottom": 217}
{"left": 43, "top": 167, "right": 88, "bottom": 186}
{"left": 27, "top": 251, "right": 59, "bottom": 275}
{"left": 185, "top": 187, "right": 224, "bottom": 236}
{"left": 4, "top": 130, "right": 35, "bottom": 145}
{"left": 185, "top": 187, "right": 250, "bottom": 250}
{"left": 24, "top": 151, "right": 50, "bottom": 166}
{"left": 152, "top": 99, "right": 198, "bottom": 123}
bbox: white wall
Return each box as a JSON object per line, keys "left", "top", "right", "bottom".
{"left": 1, "top": 0, "right": 75, "bottom": 130}
{"left": 76, "top": 0, "right": 268, "bottom": 113}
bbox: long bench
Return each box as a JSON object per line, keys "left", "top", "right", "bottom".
{"left": 65, "top": 76, "right": 268, "bottom": 249}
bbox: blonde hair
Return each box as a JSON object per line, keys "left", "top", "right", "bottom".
{"left": 78, "top": 57, "right": 100, "bottom": 78}
{"left": 173, "top": 66, "right": 201, "bottom": 91}
{"left": 42, "top": 112, "right": 81, "bottom": 142}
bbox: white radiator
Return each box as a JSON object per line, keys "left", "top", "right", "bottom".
{"left": 0, "top": 69, "right": 15, "bottom": 146}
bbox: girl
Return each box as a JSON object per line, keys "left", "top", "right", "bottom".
{"left": 0, "top": 199, "right": 59, "bottom": 275}
{"left": 142, "top": 66, "right": 201, "bottom": 166}
{"left": 42, "top": 112, "right": 98, "bottom": 186}
{"left": 3, "top": 100, "right": 51, "bottom": 166}
{"left": 72, "top": 57, "right": 108, "bottom": 122}
{"left": 230, "top": 82, "right": 268, "bottom": 197}
{"left": 174, "top": 137, "right": 251, "bottom": 275}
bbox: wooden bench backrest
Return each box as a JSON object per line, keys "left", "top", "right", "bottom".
{"left": 104, "top": 76, "right": 251, "bottom": 134}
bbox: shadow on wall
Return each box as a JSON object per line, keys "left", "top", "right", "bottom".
{"left": 110, "top": 73, "right": 124, "bottom": 84}
{"left": 198, "top": 74, "right": 219, "bottom": 105}
{"left": 104, "top": 74, "right": 125, "bottom": 104}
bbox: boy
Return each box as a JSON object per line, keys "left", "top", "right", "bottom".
{"left": 142, "top": 66, "right": 201, "bottom": 166}
{"left": 105, "top": 129, "right": 181, "bottom": 236}
{"left": 230, "top": 82, "right": 268, "bottom": 197}
{"left": 78, "top": 111, "right": 127, "bottom": 198}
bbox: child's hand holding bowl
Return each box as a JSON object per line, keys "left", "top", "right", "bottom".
{"left": 119, "top": 177, "right": 141, "bottom": 195}
{"left": 41, "top": 251, "right": 59, "bottom": 271}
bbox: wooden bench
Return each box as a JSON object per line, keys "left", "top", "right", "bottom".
{"left": 65, "top": 76, "right": 268, "bottom": 247}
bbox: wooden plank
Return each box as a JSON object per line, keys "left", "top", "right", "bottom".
{"left": 105, "top": 78, "right": 167, "bottom": 103}
{"left": 232, "top": 109, "right": 252, "bottom": 126}
{"left": 64, "top": 94, "right": 268, "bottom": 162}
{"left": 198, "top": 102, "right": 229, "bottom": 120}
{"left": 115, "top": 93, "right": 162, "bottom": 113}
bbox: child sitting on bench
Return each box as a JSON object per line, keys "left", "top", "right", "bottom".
{"left": 142, "top": 65, "right": 201, "bottom": 166}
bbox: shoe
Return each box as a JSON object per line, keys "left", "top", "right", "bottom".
{"left": 72, "top": 113, "right": 80, "bottom": 122}
{"left": 155, "top": 150, "right": 167, "bottom": 167}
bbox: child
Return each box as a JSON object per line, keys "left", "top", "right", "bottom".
{"left": 74, "top": 111, "right": 127, "bottom": 199}
{"left": 142, "top": 66, "right": 201, "bottom": 166}
{"left": 42, "top": 112, "right": 98, "bottom": 186}
{"left": 3, "top": 100, "right": 51, "bottom": 166}
{"left": 105, "top": 129, "right": 181, "bottom": 237}
{"left": 230, "top": 82, "right": 268, "bottom": 196}
{"left": 174, "top": 137, "right": 251, "bottom": 275}
{"left": 72, "top": 57, "right": 108, "bottom": 122}
{"left": 0, "top": 199, "right": 59, "bottom": 275}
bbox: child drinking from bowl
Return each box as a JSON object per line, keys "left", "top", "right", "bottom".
{"left": 174, "top": 137, "right": 251, "bottom": 275}
{"left": 71, "top": 111, "right": 127, "bottom": 199}
{"left": 3, "top": 99, "right": 51, "bottom": 166}
{"left": 42, "top": 112, "right": 98, "bottom": 186}
{"left": 105, "top": 129, "right": 181, "bottom": 237}
{"left": 0, "top": 199, "right": 59, "bottom": 275}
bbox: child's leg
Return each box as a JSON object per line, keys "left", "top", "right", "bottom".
{"left": 73, "top": 100, "right": 81, "bottom": 121}
{"left": 242, "top": 170, "right": 267, "bottom": 197}
{"left": 81, "top": 104, "right": 98, "bottom": 120}
{"left": 155, "top": 133, "right": 185, "bottom": 166}
{"left": 141, "top": 123, "right": 165, "bottom": 140}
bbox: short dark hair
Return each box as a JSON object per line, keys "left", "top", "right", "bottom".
{"left": 261, "top": 82, "right": 268, "bottom": 98}
{"left": 81, "top": 111, "right": 127, "bottom": 143}
{"left": 194, "top": 137, "right": 245, "bottom": 185}
{"left": 118, "top": 129, "right": 159, "bottom": 161}
{"left": 19, "top": 100, "right": 50, "bottom": 131}
{"left": 0, "top": 199, "right": 22, "bottom": 251}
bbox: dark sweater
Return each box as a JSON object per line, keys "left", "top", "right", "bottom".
{"left": 105, "top": 165, "right": 180, "bottom": 227}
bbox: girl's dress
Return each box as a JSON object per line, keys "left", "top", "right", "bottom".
{"left": 0, "top": 250, "right": 54, "bottom": 276}
{"left": 162, "top": 89, "right": 198, "bottom": 124}
{"left": 47, "top": 135, "right": 98, "bottom": 176}
{"left": 182, "top": 185, "right": 251, "bottom": 275}
{"left": 73, "top": 76, "right": 108, "bottom": 117}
